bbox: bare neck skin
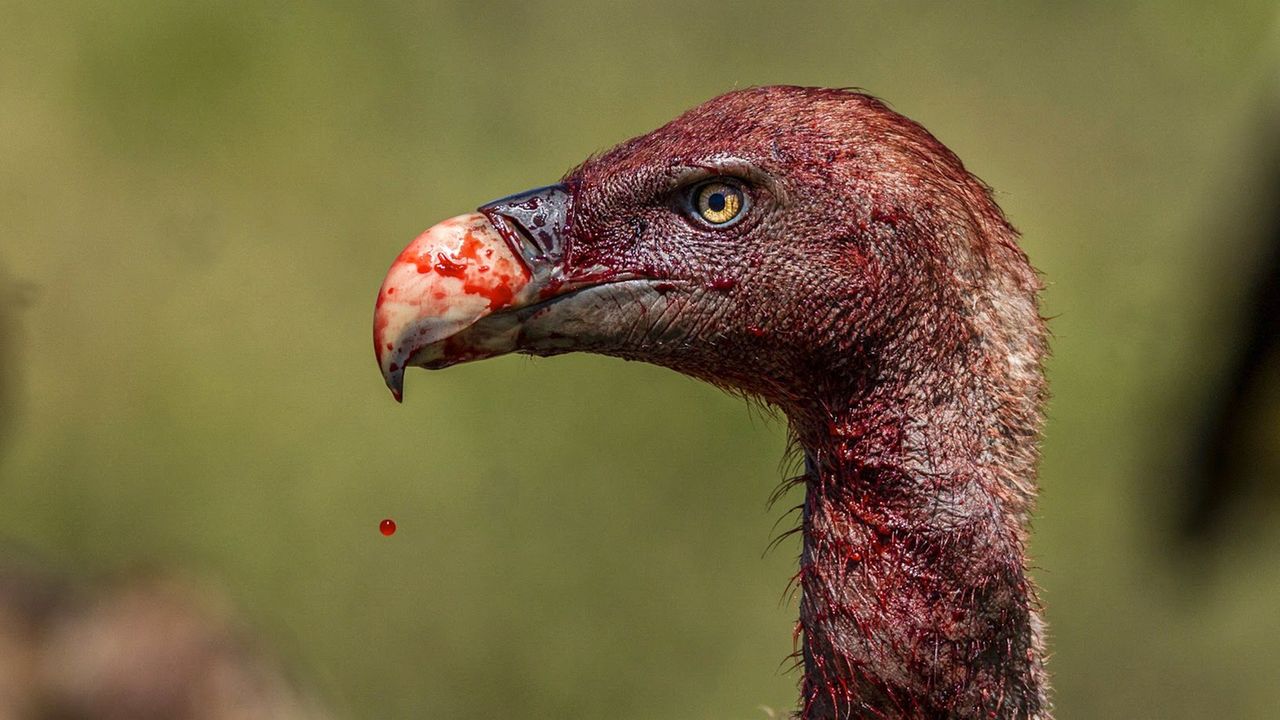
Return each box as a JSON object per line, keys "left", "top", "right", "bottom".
{"left": 786, "top": 326, "right": 1049, "bottom": 720}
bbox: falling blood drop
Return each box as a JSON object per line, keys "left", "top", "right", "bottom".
{"left": 379, "top": 518, "right": 397, "bottom": 536}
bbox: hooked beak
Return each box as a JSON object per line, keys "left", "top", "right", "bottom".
{"left": 374, "top": 184, "right": 611, "bottom": 401}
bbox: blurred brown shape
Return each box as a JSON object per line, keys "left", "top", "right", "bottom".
{"left": 0, "top": 245, "right": 329, "bottom": 720}
{"left": 1180, "top": 100, "right": 1280, "bottom": 546}
{"left": 0, "top": 567, "right": 331, "bottom": 720}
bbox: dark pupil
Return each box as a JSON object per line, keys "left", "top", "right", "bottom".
{"left": 707, "top": 192, "right": 727, "bottom": 212}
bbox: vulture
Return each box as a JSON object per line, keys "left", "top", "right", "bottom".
{"left": 373, "top": 86, "right": 1050, "bottom": 720}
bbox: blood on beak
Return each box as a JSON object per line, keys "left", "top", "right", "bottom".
{"left": 373, "top": 213, "right": 531, "bottom": 401}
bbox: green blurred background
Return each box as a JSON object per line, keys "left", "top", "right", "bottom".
{"left": 2, "top": 2, "right": 1279, "bottom": 718}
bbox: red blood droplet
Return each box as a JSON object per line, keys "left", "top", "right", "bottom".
{"left": 379, "top": 518, "right": 396, "bottom": 536}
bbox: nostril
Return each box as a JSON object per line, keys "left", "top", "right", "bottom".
{"left": 478, "top": 184, "right": 571, "bottom": 263}
{"left": 485, "top": 213, "right": 539, "bottom": 266}
{"left": 498, "top": 211, "right": 555, "bottom": 257}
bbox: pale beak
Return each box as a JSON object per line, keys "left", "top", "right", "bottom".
{"left": 373, "top": 212, "right": 531, "bottom": 400}
{"left": 374, "top": 185, "right": 584, "bottom": 400}
{"left": 374, "top": 182, "right": 692, "bottom": 401}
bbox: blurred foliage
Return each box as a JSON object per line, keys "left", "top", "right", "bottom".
{"left": 1, "top": 1, "right": 1278, "bottom": 718}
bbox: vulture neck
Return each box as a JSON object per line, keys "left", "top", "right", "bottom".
{"left": 787, "top": 334, "right": 1048, "bottom": 719}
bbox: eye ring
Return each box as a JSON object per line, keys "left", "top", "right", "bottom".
{"left": 688, "top": 179, "right": 749, "bottom": 227}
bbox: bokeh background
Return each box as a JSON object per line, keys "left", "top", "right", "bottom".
{"left": 2, "top": 2, "right": 1279, "bottom": 718}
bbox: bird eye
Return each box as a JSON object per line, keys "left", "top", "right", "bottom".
{"left": 690, "top": 180, "right": 747, "bottom": 226}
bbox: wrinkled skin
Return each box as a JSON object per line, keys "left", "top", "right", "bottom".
{"left": 376, "top": 86, "right": 1049, "bottom": 719}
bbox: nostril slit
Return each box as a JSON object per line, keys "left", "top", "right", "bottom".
{"left": 479, "top": 184, "right": 571, "bottom": 271}
{"left": 499, "top": 214, "right": 546, "bottom": 257}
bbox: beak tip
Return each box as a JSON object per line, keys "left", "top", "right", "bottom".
{"left": 384, "top": 367, "right": 405, "bottom": 403}
{"left": 373, "top": 208, "right": 543, "bottom": 401}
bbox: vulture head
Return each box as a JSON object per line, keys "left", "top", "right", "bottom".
{"left": 374, "top": 86, "right": 1049, "bottom": 720}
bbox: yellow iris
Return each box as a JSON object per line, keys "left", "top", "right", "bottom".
{"left": 695, "top": 182, "right": 744, "bottom": 225}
